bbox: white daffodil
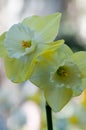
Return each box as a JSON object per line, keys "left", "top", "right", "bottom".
{"left": 4, "top": 24, "right": 37, "bottom": 59}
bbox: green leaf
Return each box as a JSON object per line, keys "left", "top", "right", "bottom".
{"left": 0, "top": 32, "right": 7, "bottom": 57}
{"left": 22, "top": 12, "right": 61, "bottom": 43}
{"left": 44, "top": 87, "right": 72, "bottom": 112}
{"left": 72, "top": 51, "right": 86, "bottom": 77}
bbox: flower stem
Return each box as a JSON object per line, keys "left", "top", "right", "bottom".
{"left": 46, "top": 103, "right": 53, "bottom": 130}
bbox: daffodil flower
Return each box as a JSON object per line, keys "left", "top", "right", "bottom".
{"left": 4, "top": 24, "right": 37, "bottom": 59}
{"left": 0, "top": 13, "right": 61, "bottom": 82}
{"left": 30, "top": 42, "right": 86, "bottom": 112}
{"left": 68, "top": 90, "right": 86, "bottom": 129}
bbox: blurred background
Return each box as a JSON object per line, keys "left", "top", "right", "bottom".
{"left": 0, "top": 0, "right": 86, "bottom": 130}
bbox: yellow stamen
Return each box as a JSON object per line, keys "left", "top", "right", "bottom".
{"left": 57, "top": 66, "right": 68, "bottom": 77}
{"left": 22, "top": 40, "right": 31, "bottom": 48}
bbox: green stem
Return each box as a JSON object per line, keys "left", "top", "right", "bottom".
{"left": 46, "top": 103, "right": 53, "bottom": 130}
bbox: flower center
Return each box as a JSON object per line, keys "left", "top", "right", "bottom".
{"left": 56, "top": 66, "right": 68, "bottom": 77}
{"left": 22, "top": 40, "right": 31, "bottom": 48}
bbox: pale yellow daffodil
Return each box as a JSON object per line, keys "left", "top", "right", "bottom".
{"left": 30, "top": 42, "right": 86, "bottom": 112}
{"left": 0, "top": 13, "right": 61, "bottom": 83}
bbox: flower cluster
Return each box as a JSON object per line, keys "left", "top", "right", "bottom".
{"left": 0, "top": 12, "right": 86, "bottom": 112}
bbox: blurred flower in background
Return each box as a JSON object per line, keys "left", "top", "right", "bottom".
{"left": 0, "top": 0, "right": 86, "bottom": 130}
{"left": 68, "top": 90, "right": 86, "bottom": 130}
